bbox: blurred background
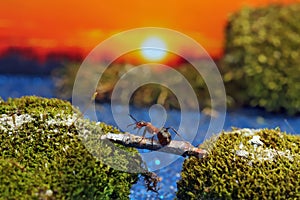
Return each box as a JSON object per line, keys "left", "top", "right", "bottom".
{"left": 1, "top": 1, "right": 300, "bottom": 199}
{"left": 0, "top": 0, "right": 299, "bottom": 113}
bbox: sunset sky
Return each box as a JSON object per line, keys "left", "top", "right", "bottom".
{"left": 0, "top": 0, "right": 298, "bottom": 58}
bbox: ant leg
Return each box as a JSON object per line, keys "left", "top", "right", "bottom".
{"left": 151, "top": 135, "right": 155, "bottom": 146}
{"left": 136, "top": 128, "right": 141, "bottom": 135}
{"left": 127, "top": 123, "right": 137, "bottom": 128}
{"left": 168, "top": 127, "right": 186, "bottom": 141}
{"left": 138, "top": 128, "right": 147, "bottom": 143}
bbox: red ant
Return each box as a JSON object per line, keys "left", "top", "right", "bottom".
{"left": 127, "top": 114, "right": 185, "bottom": 146}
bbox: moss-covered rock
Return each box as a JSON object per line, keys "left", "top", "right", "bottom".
{"left": 0, "top": 96, "right": 142, "bottom": 199}
{"left": 177, "top": 128, "right": 300, "bottom": 199}
{"left": 221, "top": 4, "right": 300, "bottom": 115}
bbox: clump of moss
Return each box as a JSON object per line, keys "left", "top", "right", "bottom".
{"left": 221, "top": 3, "right": 300, "bottom": 115}
{"left": 0, "top": 96, "right": 142, "bottom": 199}
{"left": 177, "top": 128, "right": 300, "bottom": 199}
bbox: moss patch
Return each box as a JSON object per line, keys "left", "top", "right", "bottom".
{"left": 221, "top": 3, "right": 300, "bottom": 114}
{"left": 177, "top": 128, "right": 300, "bottom": 199}
{"left": 0, "top": 96, "right": 142, "bottom": 199}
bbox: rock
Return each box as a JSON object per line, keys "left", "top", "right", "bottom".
{"left": 177, "top": 128, "right": 300, "bottom": 199}
{"left": 0, "top": 96, "right": 142, "bottom": 199}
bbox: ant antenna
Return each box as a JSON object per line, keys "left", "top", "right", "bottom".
{"left": 166, "top": 127, "right": 186, "bottom": 141}
{"left": 127, "top": 114, "right": 138, "bottom": 128}
{"left": 128, "top": 114, "right": 138, "bottom": 122}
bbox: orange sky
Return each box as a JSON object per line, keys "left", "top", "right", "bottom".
{"left": 0, "top": 0, "right": 298, "bottom": 58}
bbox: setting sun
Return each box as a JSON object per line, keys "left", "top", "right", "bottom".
{"left": 141, "top": 37, "right": 167, "bottom": 61}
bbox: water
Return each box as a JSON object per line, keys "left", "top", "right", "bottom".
{"left": 0, "top": 75, "right": 55, "bottom": 100}
{"left": 1, "top": 75, "right": 299, "bottom": 200}
{"left": 93, "top": 103, "right": 300, "bottom": 200}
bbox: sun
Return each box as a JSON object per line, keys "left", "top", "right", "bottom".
{"left": 141, "top": 37, "right": 167, "bottom": 61}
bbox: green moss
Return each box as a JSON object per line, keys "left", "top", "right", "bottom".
{"left": 177, "top": 128, "right": 300, "bottom": 199}
{"left": 0, "top": 96, "right": 142, "bottom": 199}
{"left": 221, "top": 3, "right": 300, "bottom": 114}
{"left": 53, "top": 62, "right": 210, "bottom": 110}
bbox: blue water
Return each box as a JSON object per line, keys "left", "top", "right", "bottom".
{"left": 94, "top": 103, "right": 300, "bottom": 200}
{"left": 0, "top": 75, "right": 55, "bottom": 99}
{"left": 1, "top": 75, "right": 299, "bottom": 200}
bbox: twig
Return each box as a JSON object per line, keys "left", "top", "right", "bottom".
{"left": 100, "top": 132, "right": 208, "bottom": 158}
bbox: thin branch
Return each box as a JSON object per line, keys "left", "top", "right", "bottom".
{"left": 100, "top": 132, "right": 208, "bottom": 158}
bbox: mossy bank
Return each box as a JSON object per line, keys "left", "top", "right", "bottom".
{"left": 177, "top": 128, "right": 300, "bottom": 199}
{"left": 0, "top": 96, "right": 143, "bottom": 199}
{"left": 222, "top": 3, "right": 300, "bottom": 114}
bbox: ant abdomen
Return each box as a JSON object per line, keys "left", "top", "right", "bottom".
{"left": 157, "top": 128, "right": 171, "bottom": 146}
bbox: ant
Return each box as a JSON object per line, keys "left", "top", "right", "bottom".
{"left": 127, "top": 114, "right": 185, "bottom": 146}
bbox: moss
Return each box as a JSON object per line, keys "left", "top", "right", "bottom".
{"left": 221, "top": 3, "right": 300, "bottom": 115}
{"left": 53, "top": 62, "right": 210, "bottom": 110}
{"left": 177, "top": 128, "right": 300, "bottom": 199}
{"left": 0, "top": 96, "right": 142, "bottom": 199}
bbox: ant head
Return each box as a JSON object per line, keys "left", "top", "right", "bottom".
{"left": 136, "top": 121, "right": 147, "bottom": 128}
